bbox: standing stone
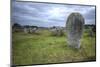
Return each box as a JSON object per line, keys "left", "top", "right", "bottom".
{"left": 50, "top": 26, "right": 64, "bottom": 36}
{"left": 50, "top": 26, "right": 58, "bottom": 36}
{"left": 66, "top": 13, "right": 84, "bottom": 48}
{"left": 24, "top": 28, "right": 28, "bottom": 33}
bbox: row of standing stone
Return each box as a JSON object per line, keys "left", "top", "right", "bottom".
{"left": 12, "top": 12, "right": 87, "bottom": 49}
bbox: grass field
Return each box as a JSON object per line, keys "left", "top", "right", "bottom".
{"left": 12, "top": 29, "right": 96, "bottom": 65}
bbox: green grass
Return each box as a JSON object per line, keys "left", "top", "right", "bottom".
{"left": 12, "top": 29, "right": 96, "bottom": 65}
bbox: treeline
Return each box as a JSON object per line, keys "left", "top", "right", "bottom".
{"left": 12, "top": 23, "right": 96, "bottom": 33}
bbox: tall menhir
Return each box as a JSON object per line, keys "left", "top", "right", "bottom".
{"left": 66, "top": 13, "right": 84, "bottom": 48}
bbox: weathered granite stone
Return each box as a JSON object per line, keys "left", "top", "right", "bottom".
{"left": 66, "top": 13, "right": 84, "bottom": 48}
{"left": 24, "top": 28, "right": 29, "bottom": 33}
{"left": 50, "top": 26, "right": 64, "bottom": 36}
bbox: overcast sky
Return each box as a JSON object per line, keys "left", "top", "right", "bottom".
{"left": 12, "top": 1, "right": 96, "bottom": 27}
